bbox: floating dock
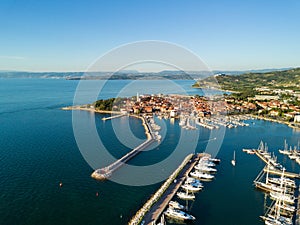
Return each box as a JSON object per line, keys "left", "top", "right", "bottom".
{"left": 128, "top": 153, "right": 210, "bottom": 225}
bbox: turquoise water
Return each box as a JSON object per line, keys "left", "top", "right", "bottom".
{"left": 0, "top": 79, "right": 300, "bottom": 225}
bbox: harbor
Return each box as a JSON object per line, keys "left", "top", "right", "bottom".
{"left": 128, "top": 153, "right": 219, "bottom": 225}
{"left": 244, "top": 140, "right": 300, "bottom": 224}
{"left": 244, "top": 141, "right": 300, "bottom": 179}
{"left": 91, "top": 115, "right": 160, "bottom": 180}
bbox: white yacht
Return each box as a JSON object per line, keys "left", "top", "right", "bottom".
{"left": 168, "top": 201, "right": 185, "bottom": 210}
{"left": 263, "top": 215, "right": 292, "bottom": 225}
{"left": 181, "top": 183, "right": 202, "bottom": 192}
{"left": 231, "top": 151, "right": 236, "bottom": 166}
{"left": 164, "top": 207, "right": 195, "bottom": 221}
{"left": 185, "top": 177, "right": 203, "bottom": 187}
{"left": 190, "top": 171, "right": 214, "bottom": 180}
{"left": 176, "top": 191, "right": 195, "bottom": 200}
{"left": 270, "top": 191, "right": 295, "bottom": 204}
{"left": 198, "top": 161, "right": 216, "bottom": 167}
{"left": 208, "top": 158, "right": 221, "bottom": 164}
{"left": 279, "top": 139, "right": 291, "bottom": 155}
{"left": 195, "top": 165, "right": 217, "bottom": 173}
{"left": 275, "top": 202, "right": 295, "bottom": 213}
{"left": 268, "top": 177, "right": 296, "bottom": 189}
{"left": 254, "top": 181, "right": 284, "bottom": 193}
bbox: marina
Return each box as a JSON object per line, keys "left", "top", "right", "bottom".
{"left": 244, "top": 141, "right": 300, "bottom": 179}
{"left": 244, "top": 140, "right": 300, "bottom": 224}
{"left": 128, "top": 153, "right": 208, "bottom": 225}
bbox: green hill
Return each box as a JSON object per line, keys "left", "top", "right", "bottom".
{"left": 193, "top": 68, "right": 300, "bottom": 92}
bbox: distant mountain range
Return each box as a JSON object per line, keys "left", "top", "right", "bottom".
{"left": 0, "top": 67, "right": 296, "bottom": 80}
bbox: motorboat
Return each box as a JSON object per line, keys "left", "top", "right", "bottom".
{"left": 270, "top": 191, "right": 295, "bottom": 204}
{"left": 185, "top": 177, "right": 203, "bottom": 187}
{"left": 195, "top": 165, "right": 217, "bottom": 173}
{"left": 168, "top": 201, "right": 185, "bottom": 210}
{"left": 268, "top": 177, "right": 296, "bottom": 189}
{"left": 164, "top": 207, "right": 195, "bottom": 221}
{"left": 176, "top": 191, "right": 195, "bottom": 200}
{"left": 190, "top": 171, "right": 214, "bottom": 180}
{"left": 181, "top": 183, "right": 202, "bottom": 192}
{"left": 208, "top": 158, "right": 221, "bottom": 164}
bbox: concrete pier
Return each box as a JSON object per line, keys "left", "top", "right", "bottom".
{"left": 128, "top": 153, "right": 210, "bottom": 225}
{"left": 91, "top": 115, "right": 157, "bottom": 180}
{"left": 253, "top": 150, "right": 300, "bottom": 179}
{"left": 102, "top": 114, "right": 126, "bottom": 121}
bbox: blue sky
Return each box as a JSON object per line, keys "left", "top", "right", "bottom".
{"left": 0, "top": 0, "right": 299, "bottom": 72}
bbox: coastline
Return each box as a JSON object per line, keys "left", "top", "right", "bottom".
{"left": 192, "top": 86, "right": 239, "bottom": 93}
{"left": 62, "top": 106, "right": 300, "bottom": 131}
{"left": 62, "top": 106, "right": 152, "bottom": 139}
{"left": 61, "top": 106, "right": 124, "bottom": 114}
{"left": 253, "top": 115, "right": 300, "bottom": 130}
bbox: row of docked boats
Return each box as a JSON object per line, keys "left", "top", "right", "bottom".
{"left": 162, "top": 156, "right": 220, "bottom": 223}
{"left": 179, "top": 115, "right": 198, "bottom": 130}
{"left": 254, "top": 162, "right": 296, "bottom": 224}
{"left": 278, "top": 139, "right": 300, "bottom": 164}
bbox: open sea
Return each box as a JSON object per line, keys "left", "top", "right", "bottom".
{"left": 0, "top": 78, "right": 300, "bottom": 225}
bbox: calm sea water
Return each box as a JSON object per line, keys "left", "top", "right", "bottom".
{"left": 0, "top": 78, "right": 300, "bottom": 225}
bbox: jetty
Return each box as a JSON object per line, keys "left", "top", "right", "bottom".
{"left": 102, "top": 113, "right": 126, "bottom": 121}
{"left": 251, "top": 149, "right": 300, "bottom": 179}
{"left": 91, "top": 115, "right": 158, "bottom": 180}
{"left": 128, "top": 153, "right": 209, "bottom": 225}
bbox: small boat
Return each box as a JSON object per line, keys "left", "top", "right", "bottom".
{"left": 164, "top": 207, "right": 195, "bottom": 221}
{"left": 168, "top": 201, "right": 185, "bottom": 210}
{"left": 176, "top": 191, "right": 195, "bottom": 200}
{"left": 231, "top": 151, "right": 236, "bottom": 166}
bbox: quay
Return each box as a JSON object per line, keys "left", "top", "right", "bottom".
{"left": 91, "top": 115, "right": 157, "bottom": 180}
{"left": 128, "top": 153, "right": 209, "bottom": 225}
